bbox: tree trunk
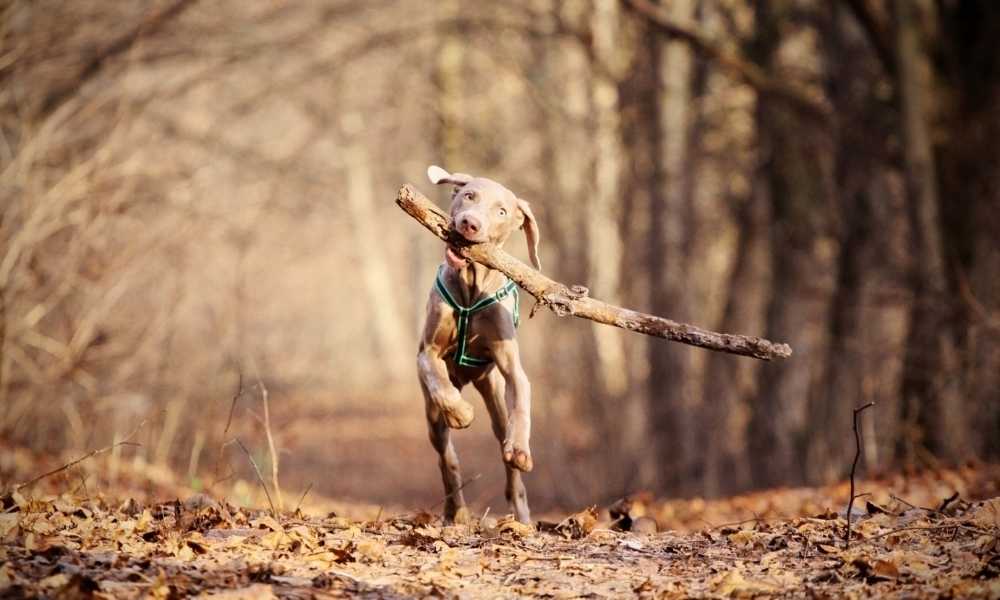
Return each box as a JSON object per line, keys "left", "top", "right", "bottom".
{"left": 345, "top": 142, "right": 408, "bottom": 376}
{"left": 611, "top": 12, "right": 669, "bottom": 491}
{"left": 701, "top": 186, "right": 771, "bottom": 497}
{"left": 748, "top": 0, "right": 837, "bottom": 489}
{"left": 930, "top": 0, "right": 1000, "bottom": 460}
{"left": 808, "top": 1, "right": 884, "bottom": 482}
{"left": 587, "top": 0, "right": 629, "bottom": 416}
{"left": 648, "top": 0, "right": 701, "bottom": 495}
{"left": 893, "top": 0, "right": 965, "bottom": 464}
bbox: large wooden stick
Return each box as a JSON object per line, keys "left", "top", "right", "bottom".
{"left": 396, "top": 184, "right": 793, "bottom": 361}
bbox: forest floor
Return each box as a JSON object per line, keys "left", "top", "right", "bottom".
{"left": 1, "top": 444, "right": 999, "bottom": 599}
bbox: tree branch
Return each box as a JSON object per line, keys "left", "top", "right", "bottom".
{"left": 8, "top": 418, "right": 147, "bottom": 495}
{"left": 396, "top": 185, "right": 793, "bottom": 361}
{"left": 40, "top": 0, "right": 199, "bottom": 118}
{"left": 841, "top": 0, "right": 897, "bottom": 77}
{"left": 622, "top": 0, "right": 831, "bottom": 122}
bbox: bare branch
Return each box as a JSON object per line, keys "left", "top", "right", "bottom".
{"left": 622, "top": 0, "right": 831, "bottom": 122}
{"left": 294, "top": 483, "right": 313, "bottom": 515}
{"left": 427, "top": 473, "right": 483, "bottom": 512}
{"left": 250, "top": 358, "right": 283, "bottom": 512}
{"left": 231, "top": 438, "right": 278, "bottom": 519}
{"left": 40, "top": 0, "right": 200, "bottom": 118}
{"left": 396, "top": 185, "right": 793, "bottom": 361}
{"left": 841, "top": 0, "right": 897, "bottom": 76}
{"left": 10, "top": 418, "right": 147, "bottom": 494}
{"left": 224, "top": 369, "right": 243, "bottom": 436}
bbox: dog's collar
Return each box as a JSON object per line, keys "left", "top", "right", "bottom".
{"left": 434, "top": 265, "right": 519, "bottom": 367}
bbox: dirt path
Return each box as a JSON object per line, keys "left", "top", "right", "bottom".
{"left": 2, "top": 488, "right": 999, "bottom": 599}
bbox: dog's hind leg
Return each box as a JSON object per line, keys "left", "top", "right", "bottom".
{"left": 473, "top": 369, "right": 530, "bottom": 524}
{"left": 421, "top": 380, "right": 470, "bottom": 524}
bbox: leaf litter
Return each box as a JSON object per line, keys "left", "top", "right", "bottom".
{"left": 1, "top": 462, "right": 999, "bottom": 598}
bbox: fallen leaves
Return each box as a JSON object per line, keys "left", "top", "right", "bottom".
{"left": 1, "top": 464, "right": 999, "bottom": 599}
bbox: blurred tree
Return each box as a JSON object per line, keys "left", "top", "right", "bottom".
{"left": 928, "top": 0, "right": 1000, "bottom": 459}
{"left": 2, "top": 0, "right": 997, "bottom": 511}
{"left": 747, "top": 0, "right": 837, "bottom": 489}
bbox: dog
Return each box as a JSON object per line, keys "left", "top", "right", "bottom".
{"left": 417, "top": 165, "right": 541, "bottom": 524}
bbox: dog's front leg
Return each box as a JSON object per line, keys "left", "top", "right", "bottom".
{"left": 491, "top": 340, "right": 532, "bottom": 472}
{"left": 417, "top": 349, "right": 471, "bottom": 524}
{"left": 417, "top": 348, "right": 474, "bottom": 429}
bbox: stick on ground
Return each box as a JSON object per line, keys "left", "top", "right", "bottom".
{"left": 396, "top": 184, "right": 793, "bottom": 360}
{"left": 845, "top": 401, "right": 875, "bottom": 548}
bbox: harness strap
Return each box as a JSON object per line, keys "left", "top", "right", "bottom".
{"left": 435, "top": 266, "right": 519, "bottom": 367}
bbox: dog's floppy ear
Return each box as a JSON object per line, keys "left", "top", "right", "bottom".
{"left": 517, "top": 198, "right": 542, "bottom": 271}
{"left": 427, "top": 165, "right": 473, "bottom": 187}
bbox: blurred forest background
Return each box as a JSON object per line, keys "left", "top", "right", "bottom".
{"left": 1, "top": 0, "right": 997, "bottom": 515}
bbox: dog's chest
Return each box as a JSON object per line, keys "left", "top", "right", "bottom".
{"left": 443, "top": 292, "right": 518, "bottom": 368}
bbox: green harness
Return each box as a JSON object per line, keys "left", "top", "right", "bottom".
{"left": 435, "top": 266, "right": 520, "bottom": 367}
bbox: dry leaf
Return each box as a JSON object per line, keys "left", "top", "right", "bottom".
{"left": 412, "top": 511, "right": 436, "bottom": 527}
{"left": 556, "top": 507, "right": 598, "bottom": 539}
{"left": 727, "top": 529, "right": 757, "bottom": 547}
{"left": 136, "top": 508, "right": 154, "bottom": 532}
{"left": 326, "top": 516, "right": 352, "bottom": 530}
{"left": 203, "top": 584, "right": 278, "bottom": 599}
{"left": 0, "top": 562, "right": 15, "bottom": 588}
{"left": 0, "top": 514, "right": 18, "bottom": 538}
{"left": 39, "top": 573, "right": 70, "bottom": 589}
{"left": 712, "top": 569, "right": 778, "bottom": 597}
{"left": 437, "top": 547, "right": 460, "bottom": 571}
{"left": 497, "top": 516, "right": 534, "bottom": 538}
{"left": 356, "top": 538, "right": 384, "bottom": 562}
{"left": 816, "top": 543, "right": 841, "bottom": 555}
{"left": 872, "top": 559, "right": 900, "bottom": 580}
{"left": 250, "top": 515, "right": 282, "bottom": 532}
{"left": 970, "top": 499, "right": 1000, "bottom": 528}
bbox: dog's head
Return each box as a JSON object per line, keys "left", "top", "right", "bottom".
{"left": 427, "top": 165, "right": 541, "bottom": 272}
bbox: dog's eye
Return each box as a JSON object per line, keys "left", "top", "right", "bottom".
{"left": 464, "top": 191, "right": 475, "bottom": 201}
{"left": 498, "top": 208, "right": 508, "bottom": 217}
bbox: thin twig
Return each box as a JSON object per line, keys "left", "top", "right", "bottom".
{"left": 427, "top": 473, "right": 483, "bottom": 511}
{"left": 859, "top": 522, "right": 992, "bottom": 545}
{"left": 294, "top": 483, "right": 313, "bottom": 514}
{"left": 212, "top": 367, "right": 245, "bottom": 490}
{"left": 937, "top": 491, "right": 960, "bottom": 513}
{"left": 71, "top": 469, "right": 90, "bottom": 499}
{"left": 231, "top": 438, "right": 278, "bottom": 519}
{"left": 250, "top": 357, "right": 283, "bottom": 511}
{"left": 708, "top": 515, "right": 790, "bottom": 532}
{"left": 845, "top": 401, "right": 875, "bottom": 548}
{"left": 224, "top": 370, "right": 243, "bottom": 435}
{"left": 891, "top": 493, "right": 961, "bottom": 520}
{"left": 11, "top": 419, "right": 146, "bottom": 493}
{"left": 890, "top": 494, "right": 920, "bottom": 511}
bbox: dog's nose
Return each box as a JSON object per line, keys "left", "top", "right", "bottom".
{"left": 459, "top": 215, "right": 481, "bottom": 235}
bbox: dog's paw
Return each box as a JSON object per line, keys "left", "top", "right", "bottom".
{"left": 439, "top": 396, "right": 475, "bottom": 429}
{"left": 451, "top": 506, "right": 472, "bottom": 525}
{"left": 503, "top": 439, "right": 533, "bottom": 472}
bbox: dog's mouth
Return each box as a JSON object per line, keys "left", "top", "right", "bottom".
{"left": 445, "top": 246, "right": 468, "bottom": 270}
